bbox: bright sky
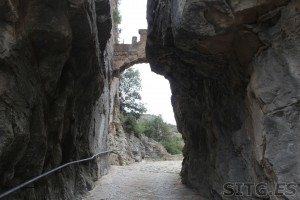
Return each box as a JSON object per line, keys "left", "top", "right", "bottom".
{"left": 118, "top": 0, "right": 147, "bottom": 44}
{"left": 119, "top": 0, "right": 176, "bottom": 125}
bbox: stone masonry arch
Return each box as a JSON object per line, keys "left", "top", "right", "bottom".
{"left": 113, "top": 29, "right": 147, "bottom": 75}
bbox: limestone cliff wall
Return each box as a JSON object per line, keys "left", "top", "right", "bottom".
{"left": 0, "top": 0, "right": 114, "bottom": 199}
{"left": 147, "top": 0, "right": 300, "bottom": 199}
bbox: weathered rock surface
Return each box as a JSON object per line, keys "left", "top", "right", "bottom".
{"left": 0, "top": 0, "right": 114, "bottom": 199}
{"left": 108, "top": 120, "right": 170, "bottom": 165}
{"left": 147, "top": 0, "right": 300, "bottom": 199}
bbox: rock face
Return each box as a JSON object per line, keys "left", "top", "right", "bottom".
{"left": 108, "top": 105, "right": 169, "bottom": 165}
{"left": 147, "top": 0, "right": 300, "bottom": 199}
{"left": 108, "top": 121, "right": 170, "bottom": 165}
{"left": 0, "top": 0, "right": 114, "bottom": 199}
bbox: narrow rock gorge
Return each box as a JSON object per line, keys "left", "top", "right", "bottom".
{"left": 1, "top": 0, "right": 300, "bottom": 199}
{"left": 147, "top": 0, "right": 300, "bottom": 199}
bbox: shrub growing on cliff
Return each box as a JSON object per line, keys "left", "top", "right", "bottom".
{"left": 113, "top": 8, "right": 122, "bottom": 25}
{"left": 120, "top": 113, "right": 145, "bottom": 138}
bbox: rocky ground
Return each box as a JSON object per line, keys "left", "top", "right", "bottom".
{"left": 82, "top": 160, "right": 204, "bottom": 200}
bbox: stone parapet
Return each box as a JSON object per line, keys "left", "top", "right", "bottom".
{"left": 113, "top": 29, "right": 147, "bottom": 74}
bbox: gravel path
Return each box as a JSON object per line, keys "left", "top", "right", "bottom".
{"left": 82, "top": 160, "right": 206, "bottom": 200}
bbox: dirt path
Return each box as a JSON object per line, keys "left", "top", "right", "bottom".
{"left": 82, "top": 160, "right": 206, "bottom": 200}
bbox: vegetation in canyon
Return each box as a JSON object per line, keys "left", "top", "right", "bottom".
{"left": 119, "top": 69, "right": 183, "bottom": 155}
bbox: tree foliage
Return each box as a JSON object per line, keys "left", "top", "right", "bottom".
{"left": 120, "top": 112, "right": 145, "bottom": 138}
{"left": 143, "top": 115, "right": 171, "bottom": 142}
{"left": 161, "top": 133, "right": 184, "bottom": 155}
{"left": 142, "top": 115, "right": 184, "bottom": 155}
{"left": 119, "top": 69, "right": 183, "bottom": 155}
{"left": 113, "top": 8, "right": 122, "bottom": 25}
{"left": 119, "top": 68, "right": 146, "bottom": 117}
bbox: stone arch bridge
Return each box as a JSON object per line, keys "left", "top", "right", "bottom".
{"left": 113, "top": 29, "right": 147, "bottom": 75}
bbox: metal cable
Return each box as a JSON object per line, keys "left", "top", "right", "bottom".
{"left": 0, "top": 150, "right": 115, "bottom": 199}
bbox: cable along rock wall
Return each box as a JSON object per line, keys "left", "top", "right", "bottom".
{"left": 0, "top": 0, "right": 114, "bottom": 199}
{"left": 146, "top": 0, "right": 300, "bottom": 199}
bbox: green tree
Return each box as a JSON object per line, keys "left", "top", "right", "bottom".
{"left": 119, "top": 68, "right": 146, "bottom": 137}
{"left": 142, "top": 115, "right": 184, "bottom": 155}
{"left": 162, "top": 133, "right": 184, "bottom": 155}
{"left": 113, "top": 8, "right": 122, "bottom": 25}
{"left": 119, "top": 113, "right": 145, "bottom": 138}
{"left": 143, "top": 115, "right": 171, "bottom": 142}
{"left": 119, "top": 68, "right": 146, "bottom": 117}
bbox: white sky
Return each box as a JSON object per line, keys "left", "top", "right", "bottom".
{"left": 118, "top": 0, "right": 148, "bottom": 44}
{"left": 119, "top": 0, "right": 176, "bottom": 125}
